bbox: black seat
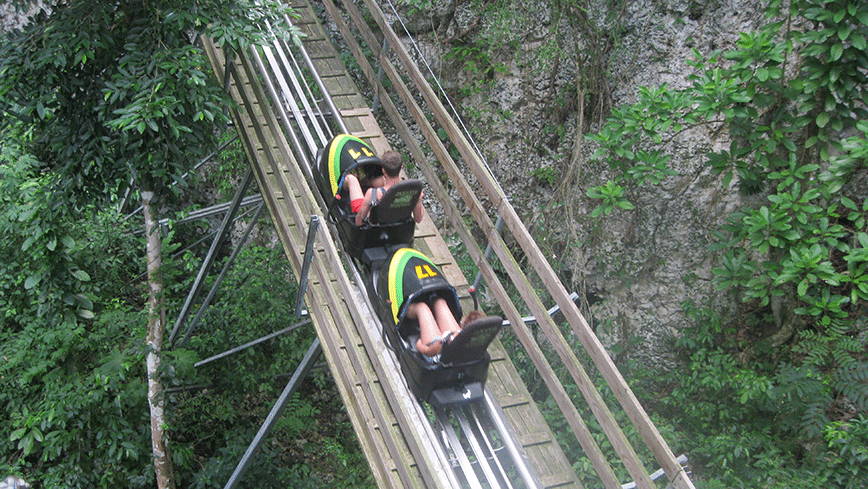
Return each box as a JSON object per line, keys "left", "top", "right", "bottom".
{"left": 367, "top": 179, "right": 423, "bottom": 224}
{"left": 440, "top": 316, "right": 503, "bottom": 365}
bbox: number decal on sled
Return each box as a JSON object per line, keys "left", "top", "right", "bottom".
{"left": 415, "top": 264, "right": 438, "bottom": 279}
{"left": 348, "top": 146, "right": 374, "bottom": 159}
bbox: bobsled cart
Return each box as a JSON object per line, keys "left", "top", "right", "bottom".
{"left": 370, "top": 247, "right": 503, "bottom": 407}
{"left": 314, "top": 134, "right": 423, "bottom": 265}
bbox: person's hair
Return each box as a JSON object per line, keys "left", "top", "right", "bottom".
{"left": 461, "top": 310, "right": 484, "bottom": 327}
{"left": 380, "top": 150, "right": 403, "bottom": 177}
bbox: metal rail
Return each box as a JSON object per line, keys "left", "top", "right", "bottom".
{"left": 424, "top": 386, "right": 549, "bottom": 489}
{"left": 194, "top": 4, "right": 554, "bottom": 488}
{"left": 200, "top": 0, "right": 691, "bottom": 488}
{"left": 433, "top": 397, "right": 541, "bottom": 489}
{"left": 252, "top": 11, "right": 541, "bottom": 488}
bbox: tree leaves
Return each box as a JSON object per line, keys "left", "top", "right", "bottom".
{"left": 0, "top": 3, "right": 310, "bottom": 485}
{"left": 587, "top": 0, "right": 868, "bottom": 481}
{"left": 0, "top": 158, "right": 150, "bottom": 483}
{"left": 0, "top": 0, "right": 301, "bottom": 208}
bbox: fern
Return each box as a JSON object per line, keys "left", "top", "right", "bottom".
{"left": 801, "top": 395, "right": 833, "bottom": 440}
{"left": 794, "top": 317, "right": 864, "bottom": 370}
{"left": 834, "top": 362, "right": 868, "bottom": 412}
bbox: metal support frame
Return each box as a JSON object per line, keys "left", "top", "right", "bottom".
{"left": 223, "top": 337, "right": 322, "bottom": 489}
{"left": 222, "top": 216, "right": 323, "bottom": 489}
{"left": 623, "top": 455, "right": 690, "bottom": 489}
{"left": 157, "top": 194, "right": 261, "bottom": 228}
{"left": 502, "top": 291, "right": 581, "bottom": 328}
{"left": 295, "top": 216, "right": 319, "bottom": 319}
{"left": 176, "top": 202, "right": 267, "bottom": 347}
{"left": 222, "top": 51, "right": 234, "bottom": 121}
{"left": 194, "top": 318, "right": 312, "bottom": 368}
{"left": 169, "top": 168, "right": 254, "bottom": 345}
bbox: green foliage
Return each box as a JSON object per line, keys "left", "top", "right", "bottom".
{"left": 663, "top": 301, "right": 868, "bottom": 487}
{"left": 544, "top": 0, "right": 628, "bottom": 123}
{"left": 214, "top": 131, "right": 249, "bottom": 200}
{"left": 444, "top": 44, "right": 507, "bottom": 79}
{"left": 585, "top": 180, "right": 634, "bottom": 217}
{"left": 584, "top": 0, "right": 868, "bottom": 483}
{"left": 0, "top": 143, "right": 96, "bottom": 327}
{"left": 1, "top": 138, "right": 153, "bottom": 486}
{"left": 530, "top": 165, "right": 559, "bottom": 187}
{"left": 186, "top": 428, "right": 317, "bottom": 489}
{"left": 823, "top": 415, "right": 868, "bottom": 488}
{"left": 0, "top": 2, "right": 368, "bottom": 486}
{"left": 0, "top": 0, "right": 301, "bottom": 207}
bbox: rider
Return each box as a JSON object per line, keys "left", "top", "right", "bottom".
{"left": 343, "top": 150, "right": 424, "bottom": 226}
{"left": 381, "top": 247, "right": 485, "bottom": 359}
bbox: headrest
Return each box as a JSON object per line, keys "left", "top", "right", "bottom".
{"left": 368, "top": 179, "right": 423, "bottom": 224}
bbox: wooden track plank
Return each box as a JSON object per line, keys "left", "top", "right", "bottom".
{"left": 203, "top": 35, "right": 431, "bottom": 489}
{"left": 313, "top": 0, "right": 592, "bottom": 486}
{"left": 413, "top": 216, "right": 440, "bottom": 237}
{"left": 207, "top": 0, "right": 618, "bottom": 486}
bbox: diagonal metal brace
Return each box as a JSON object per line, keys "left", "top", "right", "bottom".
{"left": 223, "top": 337, "right": 322, "bottom": 489}
{"left": 169, "top": 169, "right": 254, "bottom": 345}
{"left": 295, "top": 215, "right": 319, "bottom": 319}
{"left": 177, "top": 202, "right": 267, "bottom": 348}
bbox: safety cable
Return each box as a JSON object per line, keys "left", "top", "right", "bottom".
{"left": 380, "top": 0, "right": 496, "bottom": 179}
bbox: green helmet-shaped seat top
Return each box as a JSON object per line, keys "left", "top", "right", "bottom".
{"left": 322, "top": 134, "right": 381, "bottom": 197}
{"left": 383, "top": 247, "right": 461, "bottom": 326}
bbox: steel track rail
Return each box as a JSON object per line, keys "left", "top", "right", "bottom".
{"left": 482, "top": 387, "right": 540, "bottom": 487}
{"left": 468, "top": 404, "right": 515, "bottom": 489}
{"left": 249, "top": 9, "right": 549, "bottom": 488}
{"left": 201, "top": 0, "right": 596, "bottom": 486}
{"left": 432, "top": 393, "right": 543, "bottom": 489}
{"left": 456, "top": 405, "right": 502, "bottom": 488}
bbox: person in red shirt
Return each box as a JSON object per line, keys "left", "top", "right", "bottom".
{"left": 343, "top": 150, "right": 424, "bottom": 226}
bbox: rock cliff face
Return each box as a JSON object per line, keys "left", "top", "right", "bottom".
{"left": 0, "top": 2, "right": 44, "bottom": 32}
{"left": 373, "top": 0, "right": 769, "bottom": 370}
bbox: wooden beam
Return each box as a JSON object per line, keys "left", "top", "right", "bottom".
{"left": 356, "top": 0, "right": 694, "bottom": 487}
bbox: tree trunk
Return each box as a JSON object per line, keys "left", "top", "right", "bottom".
{"left": 142, "top": 189, "right": 176, "bottom": 489}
